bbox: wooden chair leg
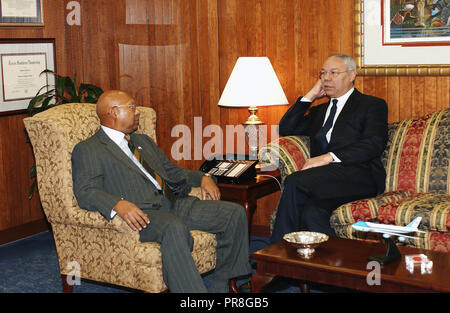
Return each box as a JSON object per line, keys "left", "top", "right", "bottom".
{"left": 229, "top": 279, "right": 239, "bottom": 293}
{"left": 61, "top": 274, "right": 73, "bottom": 293}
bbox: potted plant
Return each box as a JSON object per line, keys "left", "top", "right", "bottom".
{"left": 27, "top": 70, "right": 103, "bottom": 198}
{"left": 27, "top": 69, "right": 103, "bottom": 116}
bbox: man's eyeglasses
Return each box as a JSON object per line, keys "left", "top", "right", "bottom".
{"left": 319, "top": 70, "right": 352, "bottom": 79}
{"left": 115, "top": 104, "right": 137, "bottom": 111}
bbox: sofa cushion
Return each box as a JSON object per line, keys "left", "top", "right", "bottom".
{"left": 332, "top": 192, "right": 450, "bottom": 253}
{"left": 333, "top": 225, "right": 450, "bottom": 252}
{"left": 330, "top": 190, "right": 412, "bottom": 227}
{"left": 409, "top": 231, "right": 450, "bottom": 252}
{"left": 382, "top": 108, "right": 450, "bottom": 194}
{"left": 377, "top": 193, "right": 450, "bottom": 232}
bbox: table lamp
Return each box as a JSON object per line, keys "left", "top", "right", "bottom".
{"left": 218, "top": 57, "right": 289, "bottom": 157}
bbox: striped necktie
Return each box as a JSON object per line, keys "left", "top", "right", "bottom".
{"left": 124, "top": 135, "right": 175, "bottom": 204}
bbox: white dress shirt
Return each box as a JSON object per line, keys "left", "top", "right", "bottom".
{"left": 301, "top": 87, "right": 354, "bottom": 162}
{"left": 321, "top": 88, "right": 354, "bottom": 142}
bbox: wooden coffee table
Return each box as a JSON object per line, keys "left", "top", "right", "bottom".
{"left": 250, "top": 237, "right": 450, "bottom": 293}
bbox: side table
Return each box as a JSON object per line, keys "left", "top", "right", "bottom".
{"left": 217, "top": 169, "right": 281, "bottom": 236}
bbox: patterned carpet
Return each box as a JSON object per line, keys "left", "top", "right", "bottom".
{"left": 0, "top": 231, "right": 343, "bottom": 293}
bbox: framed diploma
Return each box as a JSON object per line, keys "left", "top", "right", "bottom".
{"left": 0, "top": 0, "right": 44, "bottom": 26}
{"left": 0, "top": 38, "right": 55, "bottom": 115}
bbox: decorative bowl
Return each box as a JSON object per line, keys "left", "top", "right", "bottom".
{"left": 283, "top": 231, "right": 329, "bottom": 258}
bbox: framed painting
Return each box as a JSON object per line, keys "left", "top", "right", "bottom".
{"left": 0, "top": 38, "right": 55, "bottom": 115}
{"left": 0, "top": 0, "right": 44, "bottom": 27}
{"left": 354, "top": 0, "right": 450, "bottom": 75}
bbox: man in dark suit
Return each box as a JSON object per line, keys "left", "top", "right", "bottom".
{"left": 71, "top": 90, "right": 251, "bottom": 292}
{"left": 270, "top": 54, "right": 388, "bottom": 243}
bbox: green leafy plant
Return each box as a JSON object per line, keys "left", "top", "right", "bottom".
{"left": 27, "top": 69, "right": 103, "bottom": 116}
{"left": 27, "top": 70, "right": 103, "bottom": 198}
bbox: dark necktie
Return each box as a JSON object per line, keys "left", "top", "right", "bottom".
{"left": 315, "top": 99, "right": 338, "bottom": 153}
{"left": 124, "top": 135, "right": 175, "bottom": 204}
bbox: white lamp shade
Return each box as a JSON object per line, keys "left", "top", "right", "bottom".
{"left": 218, "top": 57, "right": 289, "bottom": 107}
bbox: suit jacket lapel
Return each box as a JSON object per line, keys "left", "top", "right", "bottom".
{"left": 129, "top": 133, "right": 170, "bottom": 181}
{"left": 329, "top": 89, "right": 360, "bottom": 142}
{"left": 312, "top": 101, "right": 330, "bottom": 134}
{"left": 96, "top": 129, "right": 152, "bottom": 181}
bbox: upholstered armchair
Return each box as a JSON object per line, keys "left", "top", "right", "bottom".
{"left": 23, "top": 103, "right": 219, "bottom": 292}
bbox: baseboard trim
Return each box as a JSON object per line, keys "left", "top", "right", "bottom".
{"left": 0, "top": 219, "right": 50, "bottom": 245}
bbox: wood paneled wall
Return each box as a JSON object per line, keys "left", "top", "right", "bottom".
{"left": 1, "top": 0, "right": 449, "bottom": 241}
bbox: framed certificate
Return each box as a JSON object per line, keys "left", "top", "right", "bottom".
{"left": 0, "top": 38, "right": 55, "bottom": 115}
{"left": 0, "top": 0, "right": 44, "bottom": 26}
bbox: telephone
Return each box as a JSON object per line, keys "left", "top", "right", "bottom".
{"left": 199, "top": 155, "right": 258, "bottom": 184}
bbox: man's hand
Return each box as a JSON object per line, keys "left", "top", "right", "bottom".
{"left": 114, "top": 200, "right": 150, "bottom": 231}
{"left": 201, "top": 175, "right": 221, "bottom": 200}
{"left": 301, "top": 153, "right": 333, "bottom": 170}
{"left": 304, "top": 79, "right": 326, "bottom": 102}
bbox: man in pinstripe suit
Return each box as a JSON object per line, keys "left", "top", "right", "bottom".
{"left": 71, "top": 90, "right": 251, "bottom": 293}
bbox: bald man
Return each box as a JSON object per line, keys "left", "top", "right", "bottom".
{"left": 71, "top": 90, "right": 251, "bottom": 293}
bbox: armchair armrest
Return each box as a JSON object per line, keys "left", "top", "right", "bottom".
{"left": 64, "top": 206, "right": 138, "bottom": 234}
{"left": 189, "top": 186, "right": 216, "bottom": 200}
{"left": 61, "top": 188, "right": 205, "bottom": 234}
{"left": 188, "top": 187, "right": 202, "bottom": 199}
{"left": 258, "top": 135, "right": 310, "bottom": 182}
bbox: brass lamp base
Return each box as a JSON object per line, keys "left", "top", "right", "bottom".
{"left": 243, "top": 106, "right": 264, "bottom": 125}
{"left": 243, "top": 106, "right": 264, "bottom": 159}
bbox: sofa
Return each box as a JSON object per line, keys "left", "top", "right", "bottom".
{"left": 259, "top": 107, "right": 450, "bottom": 252}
